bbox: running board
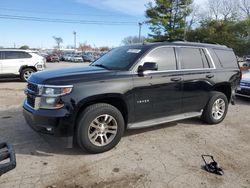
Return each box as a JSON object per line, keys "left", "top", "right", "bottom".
{"left": 127, "top": 111, "right": 202, "bottom": 129}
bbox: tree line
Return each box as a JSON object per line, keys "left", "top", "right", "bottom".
{"left": 123, "top": 0, "right": 250, "bottom": 56}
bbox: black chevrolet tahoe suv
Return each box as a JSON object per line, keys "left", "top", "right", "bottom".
{"left": 23, "top": 41, "right": 240, "bottom": 153}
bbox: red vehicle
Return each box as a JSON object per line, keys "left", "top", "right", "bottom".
{"left": 46, "top": 54, "right": 60, "bottom": 62}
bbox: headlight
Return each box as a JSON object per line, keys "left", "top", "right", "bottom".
{"left": 39, "top": 85, "right": 73, "bottom": 109}
{"left": 42, "top": 86, "right": 73, "bottom": 97}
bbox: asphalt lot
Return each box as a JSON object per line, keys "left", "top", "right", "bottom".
{"left": 0, "top": 62, "right": 249, "bottom": 188}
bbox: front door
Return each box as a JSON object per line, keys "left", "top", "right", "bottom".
{"left": 133, "top": 47, "right": 182, "bottom": 123}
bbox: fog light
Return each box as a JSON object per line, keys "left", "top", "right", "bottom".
{"left": 46, "top": 128, "right": 52, "bottom": 132}
{"left": 46, "top": 97, "right": 56, "bottom": 104}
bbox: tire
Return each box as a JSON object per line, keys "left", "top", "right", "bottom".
{"left": 20, "top": 68, "right": 35, "bottom": 82}
{"left": 202, "top": 91, "right": 228, "bottom": 124}
{"left": 76, "top": 103, "right": 125, "bottom": 153}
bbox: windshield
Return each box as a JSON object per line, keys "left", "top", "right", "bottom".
{"left": 91, "top": 46, "right": 147, "bottom": 70}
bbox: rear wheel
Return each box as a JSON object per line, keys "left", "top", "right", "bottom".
{"left": 20, "top": 68, "right": 35, "bottom": 82}
{"left": 76, "top": 103, "right": 125, "bottom": 153}
{"left": 202, "top": 91, "right": 228, "bottom": 124}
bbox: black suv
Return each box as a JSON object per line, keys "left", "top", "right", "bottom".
{"left": 23, "top": 42, "right": 240, "bottom": 153}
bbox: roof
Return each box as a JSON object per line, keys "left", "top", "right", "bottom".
{"left": 126, "top": 41, "right": 230, "bottom": 50}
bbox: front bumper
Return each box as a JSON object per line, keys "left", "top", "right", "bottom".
{"left": 23, "top": 101, "right": 74, "bottom": 137}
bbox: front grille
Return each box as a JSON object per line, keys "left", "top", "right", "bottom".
{"left": 27, "top": 83, "right": 39, "bottom": 93}
{"left": 27, "top": 95, "right": 35, "bottom": 108}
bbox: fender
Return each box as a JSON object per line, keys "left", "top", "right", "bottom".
{"left": 71, "top": 93, "right": 130, "bottom": 126}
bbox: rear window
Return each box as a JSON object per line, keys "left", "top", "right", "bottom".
{"left": 213, "top": 49, "right": 238, "bottom": 68}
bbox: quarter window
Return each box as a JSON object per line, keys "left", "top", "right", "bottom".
{"left": 143, "top": 47, "right": 177, "bottom": 71}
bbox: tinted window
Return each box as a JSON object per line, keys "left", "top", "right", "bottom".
{"left": 2, "top": 51, "right": 31, "bottom": 59}
{"left": 19, "top": 52, "right": 32, "bottom": 58}
{"left": 143, "top": 47, "right": 176, "bottom": 71}
{"left": 207, "top": 49, "right": 222, "bottom": 68}
{"left": 200, "top": 49, "right": 210, "bottom": 68}
{"left": 4, "top": 51, "right": 20, "bottom": 59}
{"left": 180, "top": 48, "right": 204, "bottom": 69}
{"left": 214, "top": 49, "right": 238, "bottom": 68}
{"left": 91, "top": 46, "right": 147, "bottom": 70}
{"left": 0, "top": 52, "right": 3, "bottom": 59}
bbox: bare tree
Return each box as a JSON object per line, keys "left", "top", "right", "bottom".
{"left": 187, "top": 3, "right": 201, "bottom": 29}
{"left": 220, "top": 0, "right": 238, "bottom": 20}
{"left": 208, "top": 0, "right": 222, "bottom": 20}
{"left": 121, "top": 36, "right": 146, "bottom": 45}
{"left": 239, "top": 0, "right": 250, "bottom": 18}
{"left": 53, "top": 36, "right": 63, "bottom": 49}
{"left": 207, "top": 0, "right": 238, "bottom": 20}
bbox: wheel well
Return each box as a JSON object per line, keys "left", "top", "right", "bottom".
{"left": 213, "top": 84, "right": 231, "bottom": 102}
{"left": 75, "top": 97, "right": 128, "bottom": 127}
{"left": 19, "top": 66, "right": 37, "bottom": 73}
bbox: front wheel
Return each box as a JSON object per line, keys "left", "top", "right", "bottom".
{"left": 202, "top": 91, "right": 228, "bottom": 124}
{"left": 76, "top": 103, "right": 125, "bottom": 153}
{"left": 20, "top": 68, "right": 35, "bottom": 82}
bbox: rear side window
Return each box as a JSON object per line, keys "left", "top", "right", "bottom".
{"left": 2, "top": 51, "right": 32, "bottom": 59}
{"left": 19, "top": 52, "right": 32, "bottom": 58}
{"left": 180, "top": 48, "right": 205, "bottom": 69}
{"left": 143, "top": 47, "right": 177, "bottom": 71}
{"left": 213, "top": 49, "right": 238, "bottom": 68}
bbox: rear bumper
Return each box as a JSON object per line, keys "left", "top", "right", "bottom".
{"left": 23, "top": 101, "right": 74, "bottom": 137}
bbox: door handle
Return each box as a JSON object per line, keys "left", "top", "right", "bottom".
{"left": 170, "top": 77, "right": 182, "bottom": 82}
{"left": 206, "top": 74, "right": 214, "bottom": 79}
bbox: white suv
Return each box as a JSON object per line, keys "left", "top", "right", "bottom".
{"left": 0, "top": 49, "right": 46, "bottom": 81}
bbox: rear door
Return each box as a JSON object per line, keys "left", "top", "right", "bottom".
{"left": 133, "top": 46, "right": 183, "bottom": 122}
{"left": 177, "top": 47, "right": 215, "bottom": 113}
{"left": 1, "top": 51, "right": 21, "bottom": 74}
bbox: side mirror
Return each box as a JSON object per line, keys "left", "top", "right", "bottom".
{"left": 138, "top": 62, "right": 158, "bottom": 73}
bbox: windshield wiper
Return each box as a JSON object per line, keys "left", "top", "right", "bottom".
{"left": 92, "top": 64, "right": 110, "bottom": 70}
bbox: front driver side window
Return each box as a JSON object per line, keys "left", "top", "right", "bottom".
{"left": 143, "top": 47, "right": 177, "bottom": 71}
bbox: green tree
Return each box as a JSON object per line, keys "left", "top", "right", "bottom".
{"left": 145, "top": 0, "right": 193, "bottom": 41}
{"left": 186, "top": 18, "right": 250, "bottom": 56}
{"left": 19, "top": 45, "right": 29, "bottom": 50}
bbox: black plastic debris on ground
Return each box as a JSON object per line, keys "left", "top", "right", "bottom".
{"left": 0, "top": 142, "right": 16, "bottom": 176}
{"left": 201, "top": 155, "right": 224, "bottom": 176}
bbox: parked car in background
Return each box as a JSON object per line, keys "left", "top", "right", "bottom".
{"left": 46, "top": 54, "right": 60, "bottom": 62}
{"left": 82, "top": 54, "right": 95, "bottom": 62}
{"left": 70, "top": 54, "right": 83, "bottom": 62}
{"left": 236, "top": 70, "right": 250, "bottom": 98}
{"left": 0, "top": 49, "right": 46, "bottom": 81}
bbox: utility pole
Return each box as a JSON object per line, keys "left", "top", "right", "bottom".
{"left": 73, "top": 31, "right": 76, "bottom": 50}
{"left": 138, "top": 22, "right": 143, "bottom": 42}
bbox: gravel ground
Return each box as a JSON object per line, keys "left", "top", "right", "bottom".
{"left": 0, "top": 62, "right": 249, "bottom": 188}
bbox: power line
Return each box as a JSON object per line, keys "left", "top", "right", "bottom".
{"left": 0, "top": 14, "right": 137, "bottom": 25}
{"left": 0, "top": 8, "right": 132, "bottom": 18}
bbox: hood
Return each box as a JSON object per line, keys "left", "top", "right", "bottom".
{"left": 28, "top": 65, "right": 115, "bottom": 85}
